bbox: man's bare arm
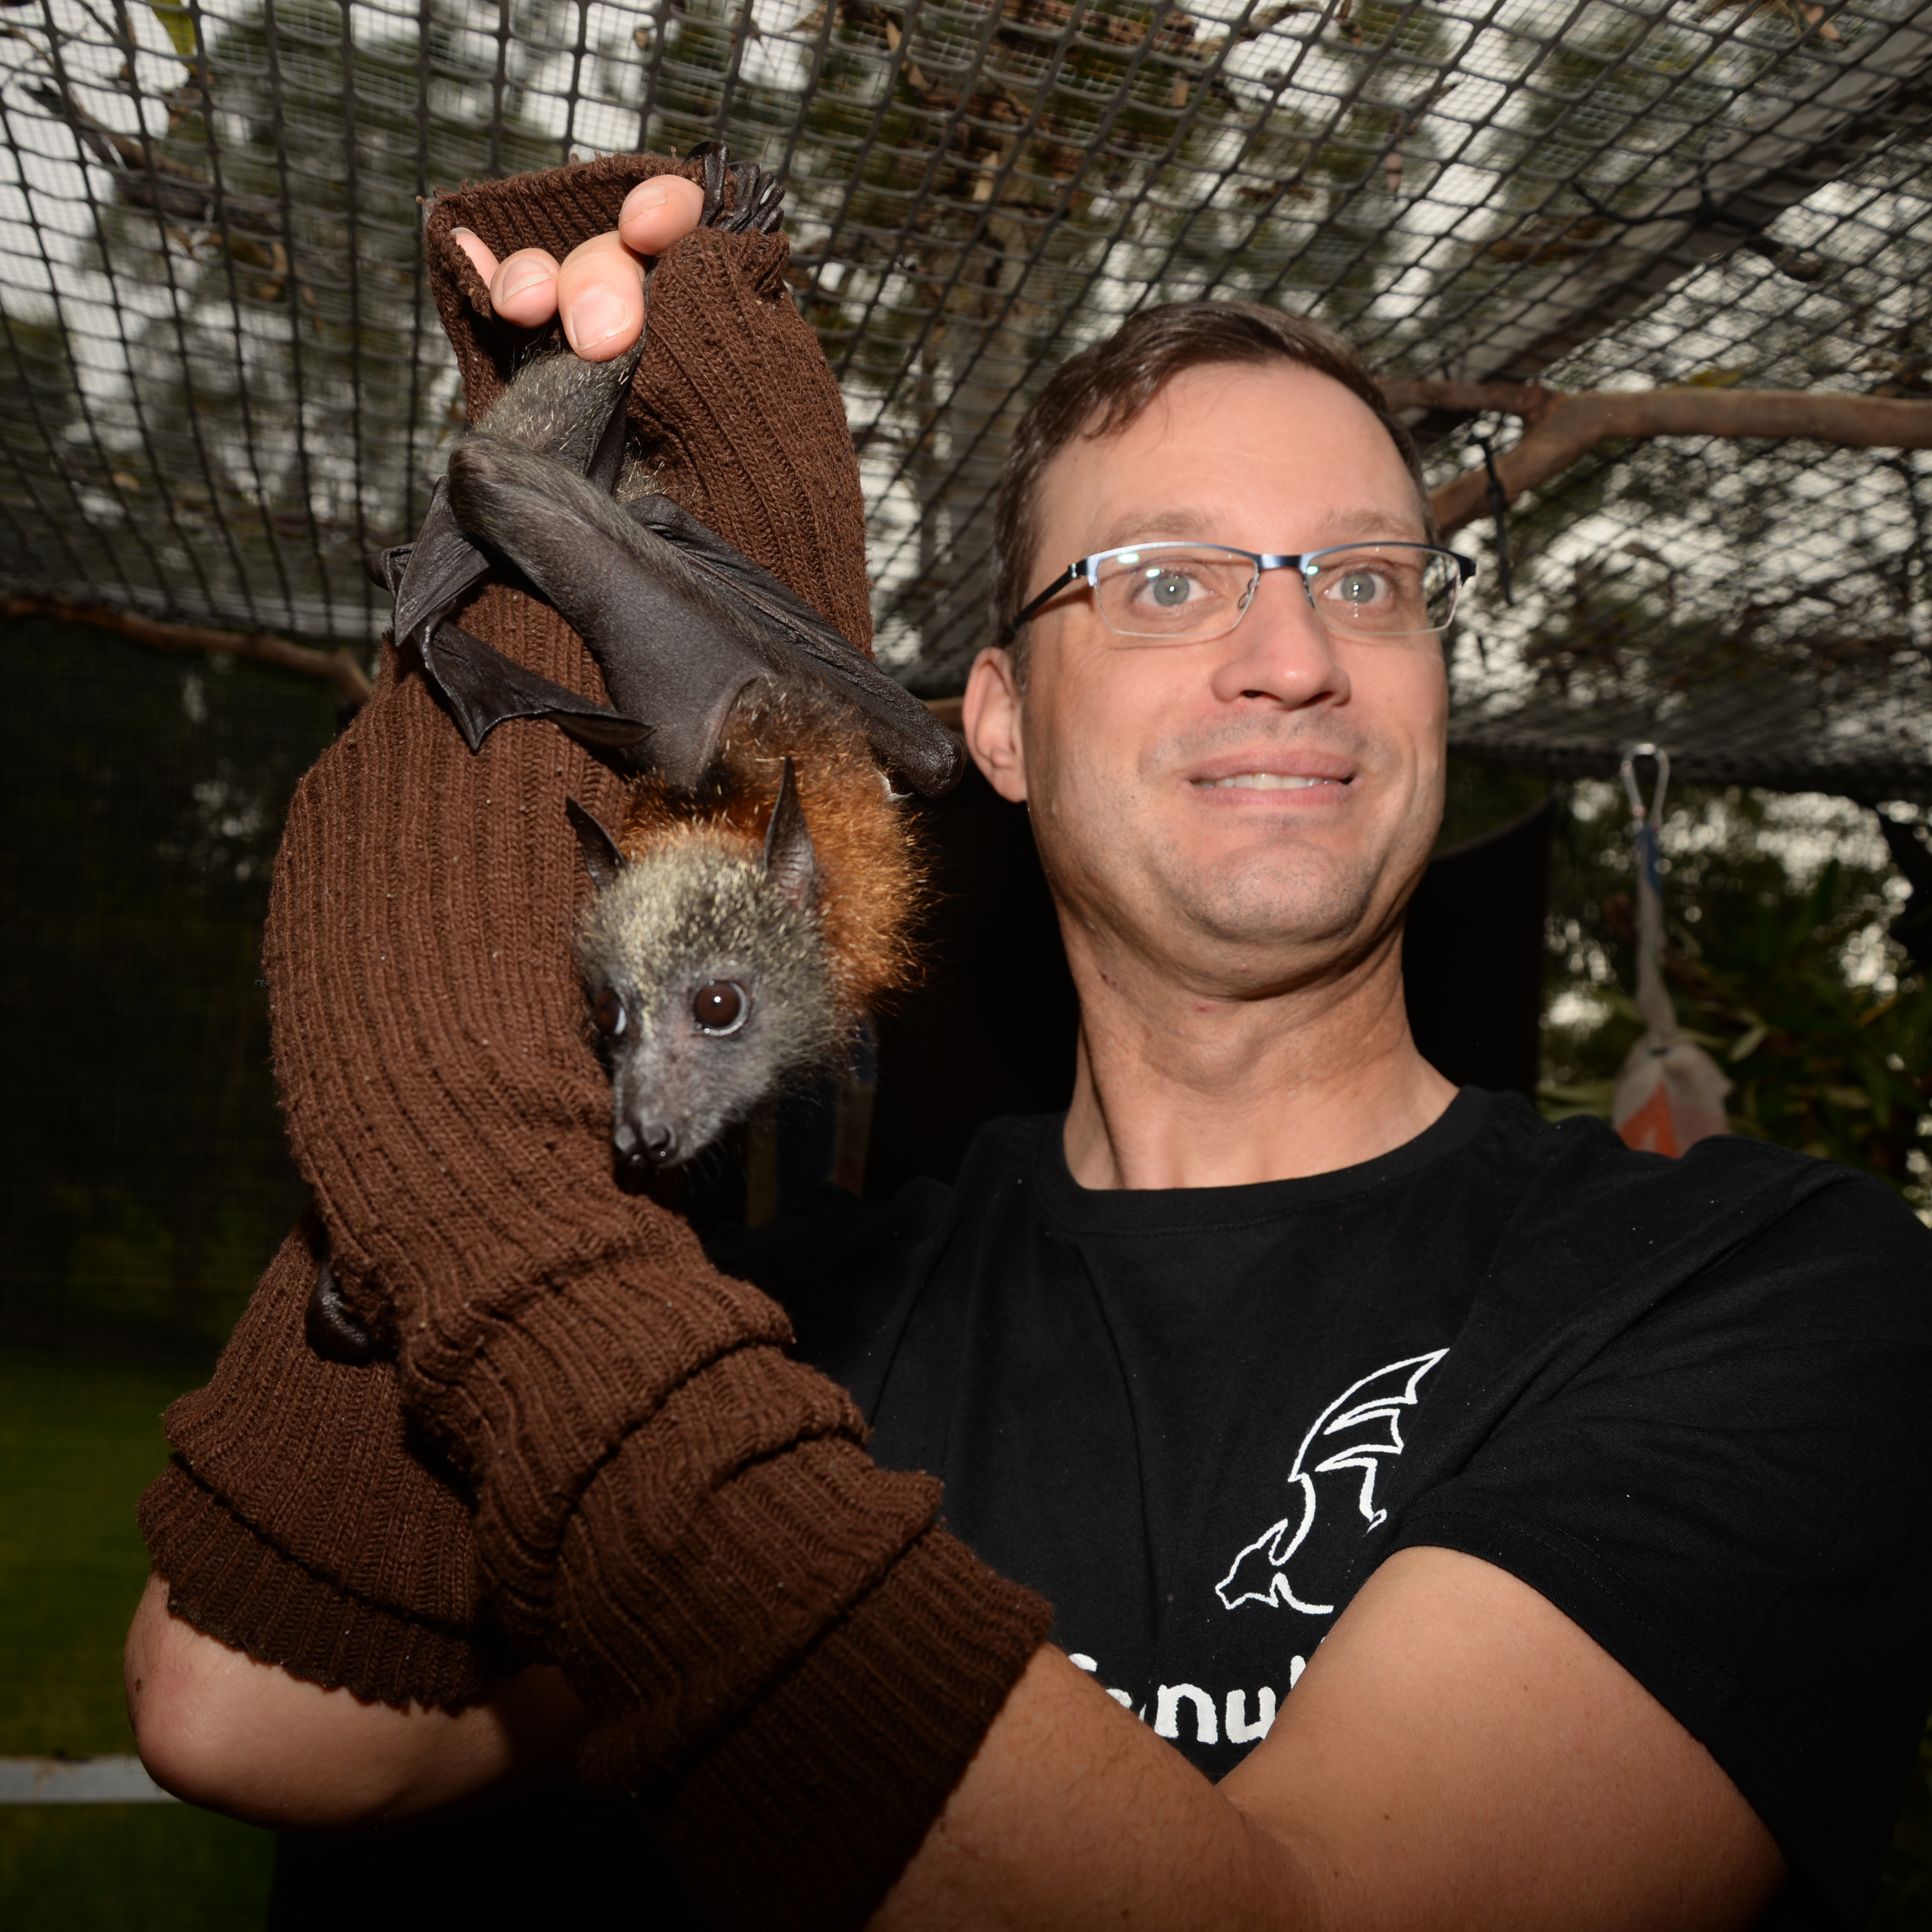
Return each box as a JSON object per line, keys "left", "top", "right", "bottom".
{"left": 125, "top": 1573, "right": 588, "bottom": 1828}
{"left": 877, "top": 1545, "right": 1783, "bottom": 1931}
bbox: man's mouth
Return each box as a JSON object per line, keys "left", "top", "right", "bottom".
{"left": 1197, "top": 772, "right": 1342, "bottom": 791}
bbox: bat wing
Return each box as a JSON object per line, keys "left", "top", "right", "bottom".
{"left": 446, "top": 438, "right": 770, "bottom": 790}
{"left": 625, "top": 494, "right": 965, "bottom": 797}
{"left": 389, "top": 478, "right": 493, "bottom": 661}
{"left": 424, "top": 623, "right": 652, "bottom": 756}
{"left": 370, "top": 483, "right": 649, "bottom": 754}
{"left": 367, "top": 534, "right": 649, "bottom": 753}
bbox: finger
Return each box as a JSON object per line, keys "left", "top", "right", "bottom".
{"left": 617, "top": 175, "right": 706, "bottom": 256}
{"left": 555, "top": 233, "right": 649, "bottom": 360}
{"left": 450, "top": 228, "right": 500, "bottom": 286}
{"left": 490, "top": 248, "right": 563, "bottom": 330}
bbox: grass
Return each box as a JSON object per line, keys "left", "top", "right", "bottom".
{"left": 0, "top": 1808, "right": 274, "bottom": 1932}
{"left": 0, "top": 1351, "right": 275, "bottom": 1927}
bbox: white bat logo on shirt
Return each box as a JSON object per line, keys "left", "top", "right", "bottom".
{"left": 1215, "top": 1350, "right": 1448, "bottom": 1614}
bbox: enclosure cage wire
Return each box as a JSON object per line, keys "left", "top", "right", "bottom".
{"left": 0, "top": 0, "right": 1927, "bottom": 795}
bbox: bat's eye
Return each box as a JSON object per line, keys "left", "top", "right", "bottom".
{"left": 692, "top": 980, "right": 749, "bottom": 1035}
{"left": 592, "top": 988, "right": 627, "bottom": 1037}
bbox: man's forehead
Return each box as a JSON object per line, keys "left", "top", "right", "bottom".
{"left": 1084, "top": 502, "right": 1428, "bottom": 553}
{"left": 1035, "top": 360, "right": 1429, "bottom": 552}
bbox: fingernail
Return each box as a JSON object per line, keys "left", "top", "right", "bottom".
{"left": 564, "top": 288, "right": 627, "bottom": 351}
{"left": 498, "top": 264, "right": 550, "bottom": 301}
{"left": 630, "top": 182, "right": 671, "bottom": 211}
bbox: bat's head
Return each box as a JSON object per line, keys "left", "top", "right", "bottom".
{"left": 567, "top": 762, "right": 840, "bottom": 1174}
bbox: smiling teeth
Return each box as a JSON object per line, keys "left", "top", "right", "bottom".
{"left": 1206, "top": 773, "right": 1336, "bottom": 790}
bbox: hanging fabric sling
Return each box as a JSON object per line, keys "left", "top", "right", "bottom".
{"left": 1610, "top": 745, "right": 1733, "bottom": 1157}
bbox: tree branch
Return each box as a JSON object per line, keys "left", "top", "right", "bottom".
{"left": 1380, "top": 382, "right": 1932, "bottom": 537}
{"left": 4, "top": 596, "right": 374, "bottom": 709}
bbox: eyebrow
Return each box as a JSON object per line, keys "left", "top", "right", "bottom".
{"left": 1083, "top": 504, "right": 1428, "bottom": 554}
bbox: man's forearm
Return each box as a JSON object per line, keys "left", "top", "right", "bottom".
{"left": 874, "top": 1548, "right": 1784, "bottom": 1932}
{"left": 873, "top": 1647, "right": 1317, "bottom": 1932}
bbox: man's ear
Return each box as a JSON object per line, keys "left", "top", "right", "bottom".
{"left": 963, "top": 646, "right": 1028, "bottom": 804}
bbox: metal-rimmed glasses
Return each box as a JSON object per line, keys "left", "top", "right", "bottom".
{"left": 1003, "top": 541, "right": 1477, "bottom": 645}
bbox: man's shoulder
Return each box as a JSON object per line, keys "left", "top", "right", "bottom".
{"left": 1474, "top": 1090, "right": 1907, "bottom": 1246}
{"left": 1456, "top": 1095, "right": 1931, "bottom": 1370}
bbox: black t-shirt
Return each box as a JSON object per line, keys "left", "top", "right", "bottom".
{"left": 714, "top": 1089, "right": 1932, "bottom": 1931}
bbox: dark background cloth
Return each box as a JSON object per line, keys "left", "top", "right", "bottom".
{"left": 721, "top": 1094, "right": 1932, "bottom": 1931}
{"left": 0, "top": 618, "right": 336, "bottom": 1366}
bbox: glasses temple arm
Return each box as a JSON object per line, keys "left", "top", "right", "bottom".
{"left": 1001, "top": 560, "right": 1086, "bottom": 642}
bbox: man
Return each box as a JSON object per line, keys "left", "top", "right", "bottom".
{"left": 129, "top": 168, "right": 1932, "bottom": 1930}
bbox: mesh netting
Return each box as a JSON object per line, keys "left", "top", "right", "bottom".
{"left": 0, "top": 0, "right": 1926, "bottom": 790}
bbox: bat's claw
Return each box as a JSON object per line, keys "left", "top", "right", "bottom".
{"left": 685, "top": 140, "right": 785, "bottom": 235}
{"left": 366, "top": 545, "right": 411, "bottom": 594}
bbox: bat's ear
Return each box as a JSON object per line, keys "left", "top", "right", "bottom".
{"left": 761, "top": 758, "right": 818, "bottom": 911}
{"left": 565, "top": 799, "right": 625, "bottom": 893}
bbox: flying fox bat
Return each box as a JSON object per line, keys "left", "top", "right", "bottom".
{"left": 369, "top": 145, "right": 951, "bottom": 1177}
{"left": 374, "top": 144, "right": 962, "bottom": 801}
{"left": 564, "top": 754, "right": 845, "bottom": 1172}
{"left": 556, "top": 658, "right": 926, "bottom": 1173}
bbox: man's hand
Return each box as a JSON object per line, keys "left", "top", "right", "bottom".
{"left": 450, "top": 174, "right": 705, "bottom": 358}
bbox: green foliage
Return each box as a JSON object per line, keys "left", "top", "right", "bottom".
{"left": 1538, "top": 780, "right": 1932, "bottom": 1209}
{"left": 0, "top": 1353, "right": 175, "bottom": 1754}
{"left": 0, "top": 1808, "right": 275, "bottom": 1932}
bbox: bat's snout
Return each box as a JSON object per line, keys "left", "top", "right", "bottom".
{"left": 614, "top": 1112, "right": 679, "bottom": 1171}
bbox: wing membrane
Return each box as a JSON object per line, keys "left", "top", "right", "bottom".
{"left": 623, "top": 494, "right": 964, "bottom": 796}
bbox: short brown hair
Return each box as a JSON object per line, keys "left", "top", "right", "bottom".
{"left": 990, "top": 301, "right": 1433, "bottom": 666}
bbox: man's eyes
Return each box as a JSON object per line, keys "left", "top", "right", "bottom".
{"left": 1319, "top": 567, "right": 1394, "bottom": 604}
{"left": 1313, "top": 560, "right": 1419, "bottom": 605}
{"left": 1131, "top": 568, "right": 1210, "bottom": 606}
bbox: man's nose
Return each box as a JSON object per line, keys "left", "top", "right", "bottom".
{"left": 1208, "top": 570, "right": 1351, "bottom": 709}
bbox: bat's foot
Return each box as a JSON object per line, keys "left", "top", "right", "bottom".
{"left": 305, "top": 1257, "right": 379, "bottom": 1366}
{"left": 684, "top": 140, "right": 785, "bottom": 236}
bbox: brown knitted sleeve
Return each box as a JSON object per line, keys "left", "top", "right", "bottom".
{"left": 139, "top": 1217, "right": 492, "bottom": 1710}
{"left": 264, "top": 156, "right": 1050, "bottom": 1928}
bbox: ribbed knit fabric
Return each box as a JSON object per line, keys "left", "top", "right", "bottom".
{"left": 657, "top": 1526, "right": 1055, "bottom": 1932}
{"left": 139, "top": 1219, "right": 490, "bottom": 1710}
{"left": 260, "top": 157, "right": 1050, "bottom": 1927}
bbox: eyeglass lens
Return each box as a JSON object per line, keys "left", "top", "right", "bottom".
{"left": 1094, "top": 545, "right": 1458, "bottom": 642}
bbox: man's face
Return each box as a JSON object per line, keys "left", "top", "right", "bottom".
{"left": 968, "top": 359, "right": 1449, "bottom": 997}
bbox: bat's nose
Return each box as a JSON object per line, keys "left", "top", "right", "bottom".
{"left": 614, "top": 1115, "right": 678, "bottom": 1169}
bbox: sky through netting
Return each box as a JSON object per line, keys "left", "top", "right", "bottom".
{"left": 0, "top": 0, "right": 1927, "bottom": 792}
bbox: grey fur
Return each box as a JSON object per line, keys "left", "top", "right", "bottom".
{"left": 476, "top": 342, "right": 641, "bottom": 474}
{"left": 574, "top": 830, "right": 842, "bottom": 1171}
